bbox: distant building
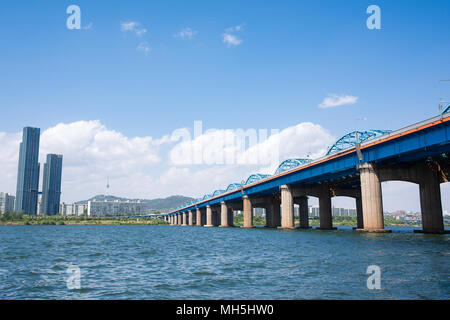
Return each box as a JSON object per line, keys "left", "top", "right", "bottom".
{"left": 87, "top": 199, "right": 146, "bottom": 217}
{"left": 59, "top": 203, "right": 87, "bottom": 216}
{"left": 309, "top": 205, "right": 356, "bottom": 217}
{"left": 37, "top": 194, "right": 42, "bottom": 215}
{"left": 41, "top": 154, "right": 63, "bottom": 215}
{"left": 0, "top": 192, "right": 15, "bottom": 214}
{"left": 15, "top": 127, "right": 40, "bottom": 214}
{"left": 310, "top": 206, "right": 319, "bottom": 217}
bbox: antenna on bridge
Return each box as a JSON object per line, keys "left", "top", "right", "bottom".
{"left": 439, "top": 80, "right": 450, "bottom": 112}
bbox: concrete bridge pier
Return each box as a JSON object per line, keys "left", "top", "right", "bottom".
{"left": 265, "top": 203, "right": 273, "bottom": 228}
{"left": 297, "top": 196, "right": 310, "bottom": 229}
{"left": 242, "top": 195, "right": 254, "bottom": 228}
{"left": 317, "top": 185, "right": 335, "bottom": 230}
{"left": 196, "top": 208, "right": 202, "bottom": 226}
{"left": 220, "top": 202, "right": 230, "bottom": 227}
{"left": 188, "top": 210, "right": 193, "bottom": 226}
{"left": 358, "top": 163, "right": 391, "bottom": 233}
{"left": 279, "top": 185, "right": 295, "bottom": 229}
{"left": 417, "top": 163, "right": 445, "bottom": 234}
{"left": 356, "top": 195, "right": 364, "bottom": 230}
{"left": 228, "top": 208, "right": 234, "bottom": 226}
{"left": 272, "top": 197, "right": 281, "bottom": 227}
{"left": 182, "top": 212, "right": 187, "bottom": 226}
{"left": 205, "top": 205, "right": 214, "bottom": 227}
{"left": 212, "top": 209, "right": 220, "bottom": 226}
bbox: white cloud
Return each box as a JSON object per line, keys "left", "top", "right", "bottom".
{"left": 121, "top": 21, "right": 138, "bottom": 31}
{"left": 318, "top": 94, "right": 358, "bottom": 108}
{"left": 121, "top": 21, "right": 147, "bottom": 36}
{"left": 168, "top": 122, "right": 334, "bottom": 197}
{"left": 0, "top": 132, "right": 21, "bottom": 195}
{"left": 137, "top": 42, "right": 151, "bottom": 54}
{"left": 174, "top": 27, "right": 197, "bottom": 40}
{"left": 223, "top": 25, "right": 244, "bottom": 47}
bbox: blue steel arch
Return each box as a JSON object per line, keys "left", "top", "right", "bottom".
{"left": 443, "top": 104, "right": 450, "bottom": 114}
{"left": 244, "top": 174, "right": 271, "bottom": 185}
{"left": 226, "top": 183, "right": 242, "bottom": 192}
{"left": 212, "top": 189, "right": 225, "bottom": 196}
{"left": 274, "top": 158, "right": 312, "bottom": 175}
{"left": 326, "top": 130, "right": 392, "bottom": 155}
{"left": 202, "top": 194, "right": 212, "bottom": 200}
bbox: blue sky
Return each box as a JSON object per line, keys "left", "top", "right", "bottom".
{"left": 1, "top": 0, "right": 449, "bottom": 136}
{"left": 0, "top": 0, "right": 449, "bottom": 211}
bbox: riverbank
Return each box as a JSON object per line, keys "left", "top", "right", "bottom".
{"left": 0, "top": 213, "right": 169, "bottom": 226}
{"left": 1, "top": 213, "right": 445, "bottom": 228}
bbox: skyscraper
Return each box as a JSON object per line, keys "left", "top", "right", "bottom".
{"left": 41, "top": 154, "right": 63, "bottom": 215}
{"left": 15, "top": 127, "right": 40, "bottom": 215}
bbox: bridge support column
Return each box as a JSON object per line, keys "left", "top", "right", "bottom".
{"left": 205, "top": 205, "right": 213, "bottom": 227}
{"left": 279, "top": 185, "right": 295, "bottom": 229}
{"left": 356, "top": 195, "right": 364, "bottom": 229}
{"left": 182, "top": 212, "right": 187, "bottom": 226}
{"left": 188, "top": 210, "right": 193, "bottom": 226}
{"left": 213, "top": 209, "right": 220, "bottom": 226}
{"left": 317, "top": 185, "right": 335, "bottom": 230}
{"left": 220, "top": 202, "right": 230, "bottom": 227}
{"left": 196, "top": 208, "right": 202, "bottom": 226}
{"left": 265, "top": 204, "right": 273, "bottom": 228}
{"left": 298, "top": 196, "right": 309, "bottom": 229}
{"left": 272, "top": 197, "right": 281, "bottom": 227}
{"left": 416, "top": 163, "right": 446, "bottom": 234}
{"left": 243, "top": 195, "right": 254, "bottom": 228}
{"left": 228, "top": 208, "right": 234, "bottom": 226}
{"left": 358, "top": 163, "right": 390, "bottom": 233}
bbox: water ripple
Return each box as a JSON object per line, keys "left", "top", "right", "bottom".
{"left": 0, "top": 225, "right": 448, "bottom": 299}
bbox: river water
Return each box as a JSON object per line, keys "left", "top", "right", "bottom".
{"left": 0, "top": 225, "right": 448, "bottom": 299}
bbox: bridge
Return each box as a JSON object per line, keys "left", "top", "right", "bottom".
{"left": 164, "top": 110, "right": 450, "bottom": 234}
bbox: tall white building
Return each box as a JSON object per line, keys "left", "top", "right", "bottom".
{"left": 0, "top": 192, "right": 15, "bottom": 214}
{"left": 59, "top": 203, "right": 88, "bottom": 216}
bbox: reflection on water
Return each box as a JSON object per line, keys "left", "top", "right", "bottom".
{"left": 0, "top": 225, "right": 448, "bottom": 299}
